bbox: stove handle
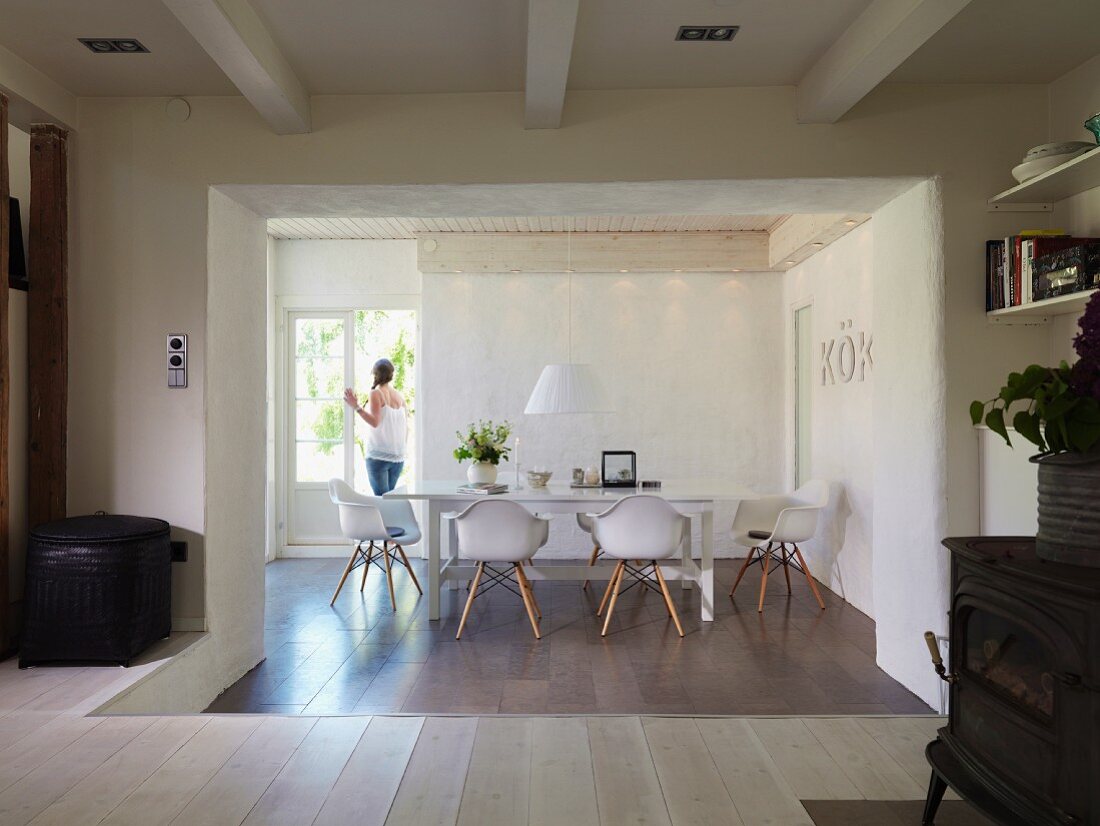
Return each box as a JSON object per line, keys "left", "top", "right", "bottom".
{"left": 924, "top": 631, "right": 958, "bottom": 684}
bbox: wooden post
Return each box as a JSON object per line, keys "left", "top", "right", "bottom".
{"left": 28, "top": 124, "right": 67, "bottom": 531}
{"left": 0, "top": 94, "right": 11, "bottom": 655}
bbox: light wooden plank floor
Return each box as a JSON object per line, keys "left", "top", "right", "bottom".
{"left": 0, "top": 712, "right": 980, "bottom": 825}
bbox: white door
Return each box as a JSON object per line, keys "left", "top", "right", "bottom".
{"left": 286, "top": 309, "right": 417, "bottom": 547}
{"left": 794, "top": 303, "right": 813, "bottom": 488}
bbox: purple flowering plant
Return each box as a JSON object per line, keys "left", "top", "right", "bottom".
{"left": 970, "top": 292, "right": 1100, "bottom": 454}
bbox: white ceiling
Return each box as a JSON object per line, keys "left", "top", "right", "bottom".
{"left": 888, "top": 0, "right": 1100, "bottom": 83}
{"left": 0, "top": 0, "right": 1096, "bottom": 98}
{"left": 267, "top": 214, "right": 788, "bottom": 240}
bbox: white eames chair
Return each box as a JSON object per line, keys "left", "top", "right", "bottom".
{"left": 328, "top": 478, "right": 423, "bottom": 610}
{"left": 728, "top": 479, "right": 829, "bottom": 612}
{"left": 445, "top": 499, "right": 550, "bottom": 640}
{"left": 590, "top": 495, "right": 686, "bottom": 637}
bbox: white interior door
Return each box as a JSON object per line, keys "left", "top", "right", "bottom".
{"left": 285, "top": 308, "right": 419, "bottom": 547}
{"left": 794, "top": 303, "right": 813, "bottom": 488}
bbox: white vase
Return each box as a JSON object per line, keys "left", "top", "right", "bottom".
{"left": 466, "top": 462, "right": 498, "bottom": 484}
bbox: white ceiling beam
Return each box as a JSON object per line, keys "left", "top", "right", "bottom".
{"left": 0, "top": 44, "right": 77, "bottom": 130}
{"left": 164, "top": 0, "right": 310, "bottom": 134}
{"left": 796, "top": 0, "right": 972, "bottom": 123}
{"left": 524, "top": 0, "right": 581, "bottom": 129}
{"left": 769, "top": 214, "right": 869, "bottom": 269}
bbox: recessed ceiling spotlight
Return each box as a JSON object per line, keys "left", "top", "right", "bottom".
{"left": 79, "top": 38, "right": 149, "bottom": 53}
{"left": 812, "top": 242, "right": 824, "bottom": 247}
{"left": 619, "top": 269, "right": 629, "bottom": 273}
{"left": 676, "top": 25, "right": 739, "bottom": 42}
{"left": 453, "top": 269, "right": 463, "bottom": 273}
{"left": 731, "top": 268, "right": 742, "bottom": 272}
{"left": 785, "top": 260, "right": 796, "bottom": 265}
{"left": 673, "top": 269, "right": 683, "bottom": 273}
{"left": 844, "top": 219, "right": 857, "bottom": 226}
{"left": 510, "top": 268, "right": 521, "bottom": 273}
{"left": 565, "top": 268, "right": 576, "bottom": 273}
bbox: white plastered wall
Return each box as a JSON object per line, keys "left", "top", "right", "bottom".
{"left": 106, "top": 189, "right": 268, "bottom": 713}
{"left": 783, "top": 222, "right": 875, "bottom": 616}
{"left": 872, "top": 179, "right": 947, "bottom": 707}
{"left": 6, "top": 124, "right": 28, "bottom": 617}
{"left": 61, "top": 81, "right": 1061, "bottom": 709}
{"left": 420, "top": 270, "right": 785, "bottom": 556}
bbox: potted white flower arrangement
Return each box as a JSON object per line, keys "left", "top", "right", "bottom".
{"left": 453, "top": 420, "right": 512, "bottom": 484}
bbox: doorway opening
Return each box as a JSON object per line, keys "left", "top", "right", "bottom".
{"left": 283, "top": 307, "right": 418, "bottom": 550}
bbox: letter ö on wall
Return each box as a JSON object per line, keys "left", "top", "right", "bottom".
{"left": 821, "top": 319, "right": 873, "bottom": 385}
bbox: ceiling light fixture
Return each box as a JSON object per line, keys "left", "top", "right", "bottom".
{"left": 731, "top": 268, "right": 742, "bottom": 272}
{"left": 619, "top": 269, "right": 629, "bottom": 273}
{"left": 676, "top": 25, "right": 739, "bottom": 42}
{"left": 786, "top": 260, "right": 796, "bottom": 265}
{"left": 812, "top": 242, "right": 824, "bottom": 247}
{"left": 525, "top": 227, "right": 611, "bottom": 415}
{"left": 845, "top": 219, "right": 857, "bottom": 226}
{"left": 510, "top": 268, "right": 521, "bottom": 273}
{"left": 79, "top": 38, "right": 149, "bottom": 53}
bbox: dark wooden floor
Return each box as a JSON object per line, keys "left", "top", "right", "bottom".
{"left": 206, "top": 556, "right": 934, "bottom": 715}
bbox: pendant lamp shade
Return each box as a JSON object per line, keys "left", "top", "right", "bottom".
{"left": 524, "top": 363, "right": 610, "bottom": 414}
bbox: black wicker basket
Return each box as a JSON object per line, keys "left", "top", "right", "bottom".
{"left": 20, "top": 513, "right": 172, "bottom": 668}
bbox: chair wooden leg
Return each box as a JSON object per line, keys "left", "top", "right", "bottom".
{"left": 793, "top": 545, "right": 826, "bottom": 610}
{"left": 653, "top": 563, "right": 684, "bottom": 637}
{"left": 515, "top": 565, "right": 541, "bottom": 640}
{"left": 601, "top": 561, "right": 626, "bottom": 636}
{"left": 330, "top": 543, "right": 360, "bottom": 605}
{"left": 597, "top": 560, "right": 622, "bottom": 617}
{"left": 456, "top": 562, "right": 483, "bottom": 639}
{"left": 757, "top": 547, "right": 771, "bottom": 613}
{"left": 782, "top": 545, "right": 792, "bottom": 595}
{"left": 581, "top": 544, "right": 601, "bottom": 591}
{"left": 394, "top": 545, "right": 423, "bottom": 595}
{"left": 381, "top": 541, "right": 397, "bottom": 610}
{"left": 729, "top": 547, "right": 757, "bottom": 597}
{"left": 360, "top": 542, "right": 374, "bottom": 592}
{"left": 520, "top": 565, "right": 542, "bottom": 619}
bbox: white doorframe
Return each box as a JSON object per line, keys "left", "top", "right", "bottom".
{"left": 792, "top": 298, "right": 814, "bottom": 490}
{"left": 275, "top": 293, "right": 420, "bottom": 558}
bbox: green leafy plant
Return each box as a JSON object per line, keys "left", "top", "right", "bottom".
{"left": 454, "top": 420, "right": 512, "bottom": 465}
{"left": 970, "top": 362, "right": 1100, "bottom": 455}
{"left": 972, "top": 292, "right": 1100, "bottom": 455}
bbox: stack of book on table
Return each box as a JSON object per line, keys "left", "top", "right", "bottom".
{"left": 457, "top": 482, "right": 509, "bottom": 495}
{"left": 986, "top": 230, "right": 1100, "bottom": 310}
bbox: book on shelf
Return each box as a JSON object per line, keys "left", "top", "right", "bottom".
{"left": 457, "top": 482, "right": 509, "bottom": 495}
{"left": 984, "top": 230, "right": 1094, "bottom": 311}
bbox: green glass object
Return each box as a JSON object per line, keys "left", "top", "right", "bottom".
{"left": 1086, "top": 113, "right": 1100, "bottom": 144}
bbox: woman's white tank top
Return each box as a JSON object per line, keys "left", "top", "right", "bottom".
{"left": 367, "top": 403, "right": 407, "bottom": 462}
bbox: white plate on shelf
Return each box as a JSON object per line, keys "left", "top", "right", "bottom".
{"left": 1012, "top": 147, "right": 1094, "bottom": 183}
{"left": 1022, "top": 140, "right": 1094, "bottom": 160}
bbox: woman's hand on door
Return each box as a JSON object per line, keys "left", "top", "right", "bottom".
{"left": 343, "top": 387, "right": 361, "bottom": 410}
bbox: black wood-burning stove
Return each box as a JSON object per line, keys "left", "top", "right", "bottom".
{"left": 923, "top": 538, "right": 1100, "bottom": 825}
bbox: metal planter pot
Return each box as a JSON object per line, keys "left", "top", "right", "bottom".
{"left": 1034, "top": 452, "right": 1100, "bottom": 567}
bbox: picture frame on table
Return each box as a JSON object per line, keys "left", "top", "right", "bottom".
{"left": 601, "top": 451, "right": 637, "bottom": 488}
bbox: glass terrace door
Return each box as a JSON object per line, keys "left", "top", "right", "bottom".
{"left": 287, "top": 309, "right": 417, "bottom": 546}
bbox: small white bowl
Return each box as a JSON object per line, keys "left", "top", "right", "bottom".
{"left": 1023, "top": 141, "right": 1094, "bottom": 160}
{"left": 526, "top": 470, "right": 553, "bottom": 487}
{"left": 1012, "top": 147, "right": 1093, "bottom": 183}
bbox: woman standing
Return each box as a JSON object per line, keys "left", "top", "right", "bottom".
{"left": 343, "top": 358, "right": 407, "bottom": 495}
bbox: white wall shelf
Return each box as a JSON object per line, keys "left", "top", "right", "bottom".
{"left": 988, "top": 147, "right": 1100, "bottom": 206}
{"left": 987, "top": 288, "right": 1097, "bottom": 325}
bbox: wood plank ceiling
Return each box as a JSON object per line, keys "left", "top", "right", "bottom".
{"left": 267, "top": 214, "right": 790, "bottom": 240}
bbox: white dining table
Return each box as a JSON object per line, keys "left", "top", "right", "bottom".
{"left": 384, "top": 480, "right": 757, "bottom": 622}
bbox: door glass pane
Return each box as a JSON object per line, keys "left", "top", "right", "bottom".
{"left": 295, "top": 400, "right": 343, "bottom": 441}
{"left": 351, "top": 310, "right": 417, "bottom": 492}
{"left": 296, "top": 442, "right": 344, "bottom": 483}
{"left": 295, "top": 318, "right": 344, "bottom": 357}
{"left": 295, "top": 358, "right": 344, "bottom": 400}
{"left": 795, "top": 305, "right": 812, "bottom": 487}
{"left": 293, "top": 316, "right": 346, "bottom": 484}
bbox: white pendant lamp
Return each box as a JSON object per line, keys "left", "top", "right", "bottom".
{"left": 524, "top": 228, "right": 611, "bottom": 414}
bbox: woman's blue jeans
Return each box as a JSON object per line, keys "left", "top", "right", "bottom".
{"left": 366, "top": 458, "right": 404, "bottom": 495}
